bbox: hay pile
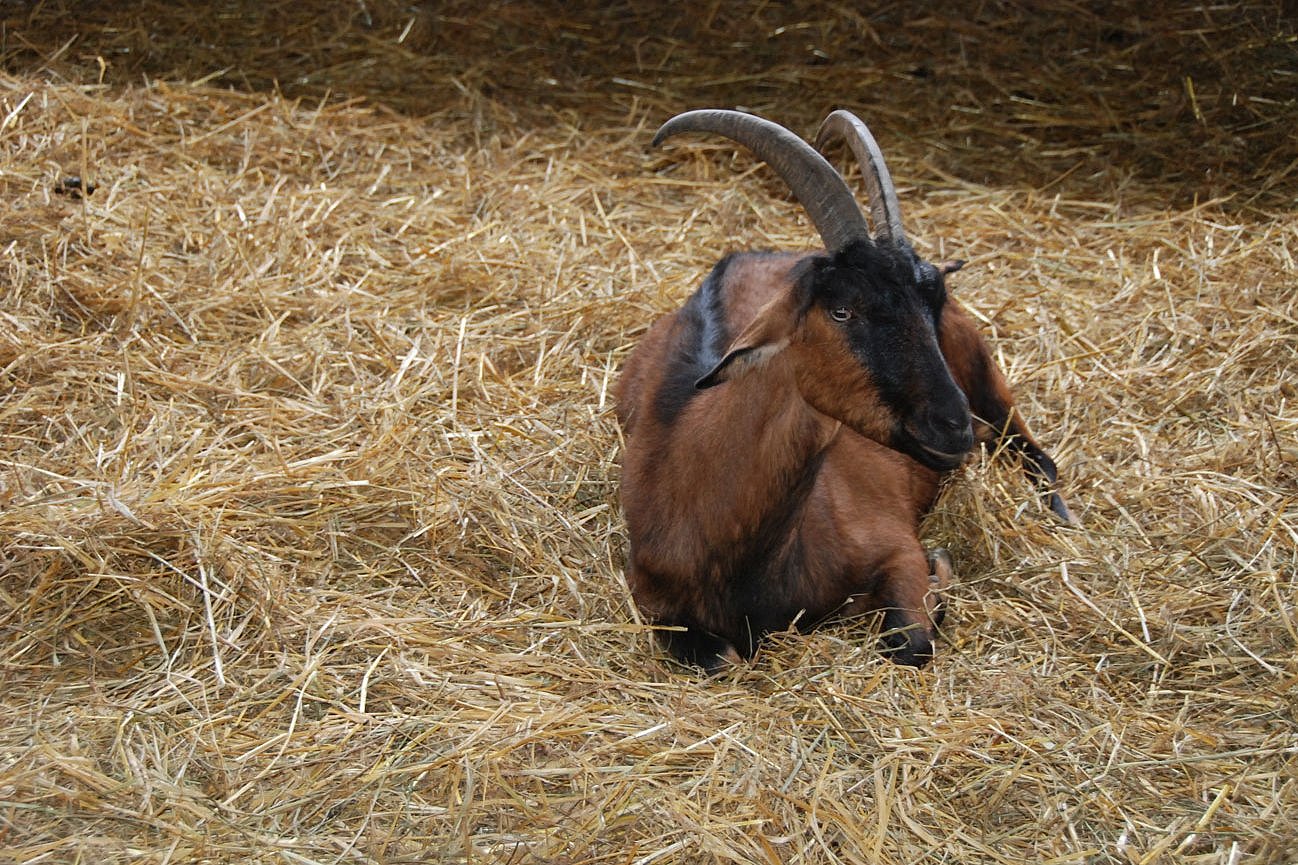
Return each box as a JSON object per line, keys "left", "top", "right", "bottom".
{"left": 2, "top": 1, "right": 1295, "bottom": 862}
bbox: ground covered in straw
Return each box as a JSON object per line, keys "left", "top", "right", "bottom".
{"left": 1, "top": 2, "right": 1295, "bottom": 863}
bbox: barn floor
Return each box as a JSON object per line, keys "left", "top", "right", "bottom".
{"left": 2, "top": 2, "right": 1295, "bottom": 863}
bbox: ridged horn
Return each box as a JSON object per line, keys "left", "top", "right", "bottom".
{"left": 814, "top": 110, "right": 906, "bottom": 244}
{"left": 653, "top": 109, "right": 869, "bottom": 253}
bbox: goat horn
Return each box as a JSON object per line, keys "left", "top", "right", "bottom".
{"left": 814, "top": 110, "right": 906, "bottom": 244}
{"left": 653, "top": 109, "right": 869, "bottom": 253}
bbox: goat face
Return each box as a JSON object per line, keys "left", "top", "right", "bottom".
{"left": 654, "top": 109, "right": 975, "bottom": 471}
{"left": 809, "top": 240, "right": 975, "bottom": 470}
{"left": 698, "top": 238, "right": 975, "bottom": 471}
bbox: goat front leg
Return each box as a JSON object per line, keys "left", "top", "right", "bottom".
{"left": 939, "top": 299, "right": 1074, "bottom": 523}
{"left": 875, "top": 546, "right": 947, "bottom": 666}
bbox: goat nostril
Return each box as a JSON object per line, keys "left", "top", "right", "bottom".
{"left": 933, "top": 414, "right": 974, "bottom": 454}
{"left": 933, "top": 412, "right": 968, "bottom": 434}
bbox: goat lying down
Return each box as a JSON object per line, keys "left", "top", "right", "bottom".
{"left": 616, "top": 109, "right": 1071, "bottom": 671}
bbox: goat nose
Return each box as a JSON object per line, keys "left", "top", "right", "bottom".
{"left": 930, "top": 410, "right": 974, "bottom": 451}
{"left": 929, "top": 407, "right": 970, "bottom": 435}
{"left": 935, "top": 412, "right": 966, "bottom": 432}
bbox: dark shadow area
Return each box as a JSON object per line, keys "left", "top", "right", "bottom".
{"left": 3, "top": 0, "right": 1296, "bottom": 208}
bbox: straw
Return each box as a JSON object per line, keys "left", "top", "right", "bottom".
{"left": 1, "top": 2, "right": 1295, "bottom": 863}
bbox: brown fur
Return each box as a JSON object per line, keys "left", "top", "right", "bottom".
{"left": 617, "top": 250, "right": 1060, "bottom": 670}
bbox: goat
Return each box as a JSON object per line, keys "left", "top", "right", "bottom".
{"left": 616, "top": 109, "right": 1071, "bottom": 672}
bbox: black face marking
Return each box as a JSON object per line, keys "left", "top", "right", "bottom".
{"left": 814, "top": 239, "right": 972, "bottom": 467}
{"left": 816, "top": 241, "right": 947, "bottom": 397}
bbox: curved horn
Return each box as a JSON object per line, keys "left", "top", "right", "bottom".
{"left": 653, "top": 109, "right": 869, "bottom": 253}
{"left": 814, "top": 110, "right": 906, "bottom": 244}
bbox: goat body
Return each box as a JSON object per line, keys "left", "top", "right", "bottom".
{"left": 617, "top": 110, "right": 1069, "bottom": 671}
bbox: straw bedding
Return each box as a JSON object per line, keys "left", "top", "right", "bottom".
{"left": 1, "top": 1, "right": 1295, "bottom": 862}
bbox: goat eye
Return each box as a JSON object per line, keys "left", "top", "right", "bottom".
{"left": 829, "top": 306, "right": 854, "bottom": 322}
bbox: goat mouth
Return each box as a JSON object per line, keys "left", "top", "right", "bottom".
{"left": 899, "top": 426, "right": 971, "bottom": 470}
{"left": 916, "top": 444, "right": 969, "bottom": 469}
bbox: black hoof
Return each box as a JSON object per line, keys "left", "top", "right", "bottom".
{"left": 878, "top": 609, "right": 935, "bottom": 667}
{"left": 878, "top": 629, "right": 934, "bottom": 667}
{"left": 659, "top": 626, "right": 743, "bottom": 675}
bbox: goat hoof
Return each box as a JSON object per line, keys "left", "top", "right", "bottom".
{"left": 878, "top": 606, "right": 936, "bottom": 667}
{"left": 662, "top": 626, "right": 744, "bottom": 675}
{"left": 926, "top": 547, "right": 953, "bottom": 589}
{"left": 710, "top": 643, "right": 744, "bottom": 673}
{"left": 878, "top": 628, "right": 934, "bottom": 667}
{"left": 695, "top": 642, "right": 744, "bottom": 675}
{"left": 926, "top": 547, "right": 954, "bottom": 626}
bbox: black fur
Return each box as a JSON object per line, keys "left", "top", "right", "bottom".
{"left": 817, "top": 240, "right": 973, "bottom": 467}
{"left": 652, "top": 255, "right": 735, "bottom": 426}
{"left": 658, "top": 619, "right": 739, "bottom": 674}
{"left": 712, "top": 446, "right": 829, "bottom": 657}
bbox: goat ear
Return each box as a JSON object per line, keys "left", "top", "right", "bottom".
{"left": 695, "top": 288, "right": 802, "bottom": 389}
{"left": 695, "top": 339, "right": 788, "bottom": 389}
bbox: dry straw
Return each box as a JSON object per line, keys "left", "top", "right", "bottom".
{"left": 1, "top": 1, "right": 1295, "bottom": 863}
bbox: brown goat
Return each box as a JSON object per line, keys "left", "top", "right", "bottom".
{"left": 616, "top": 110, "right": 1070, "bottom": 672}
